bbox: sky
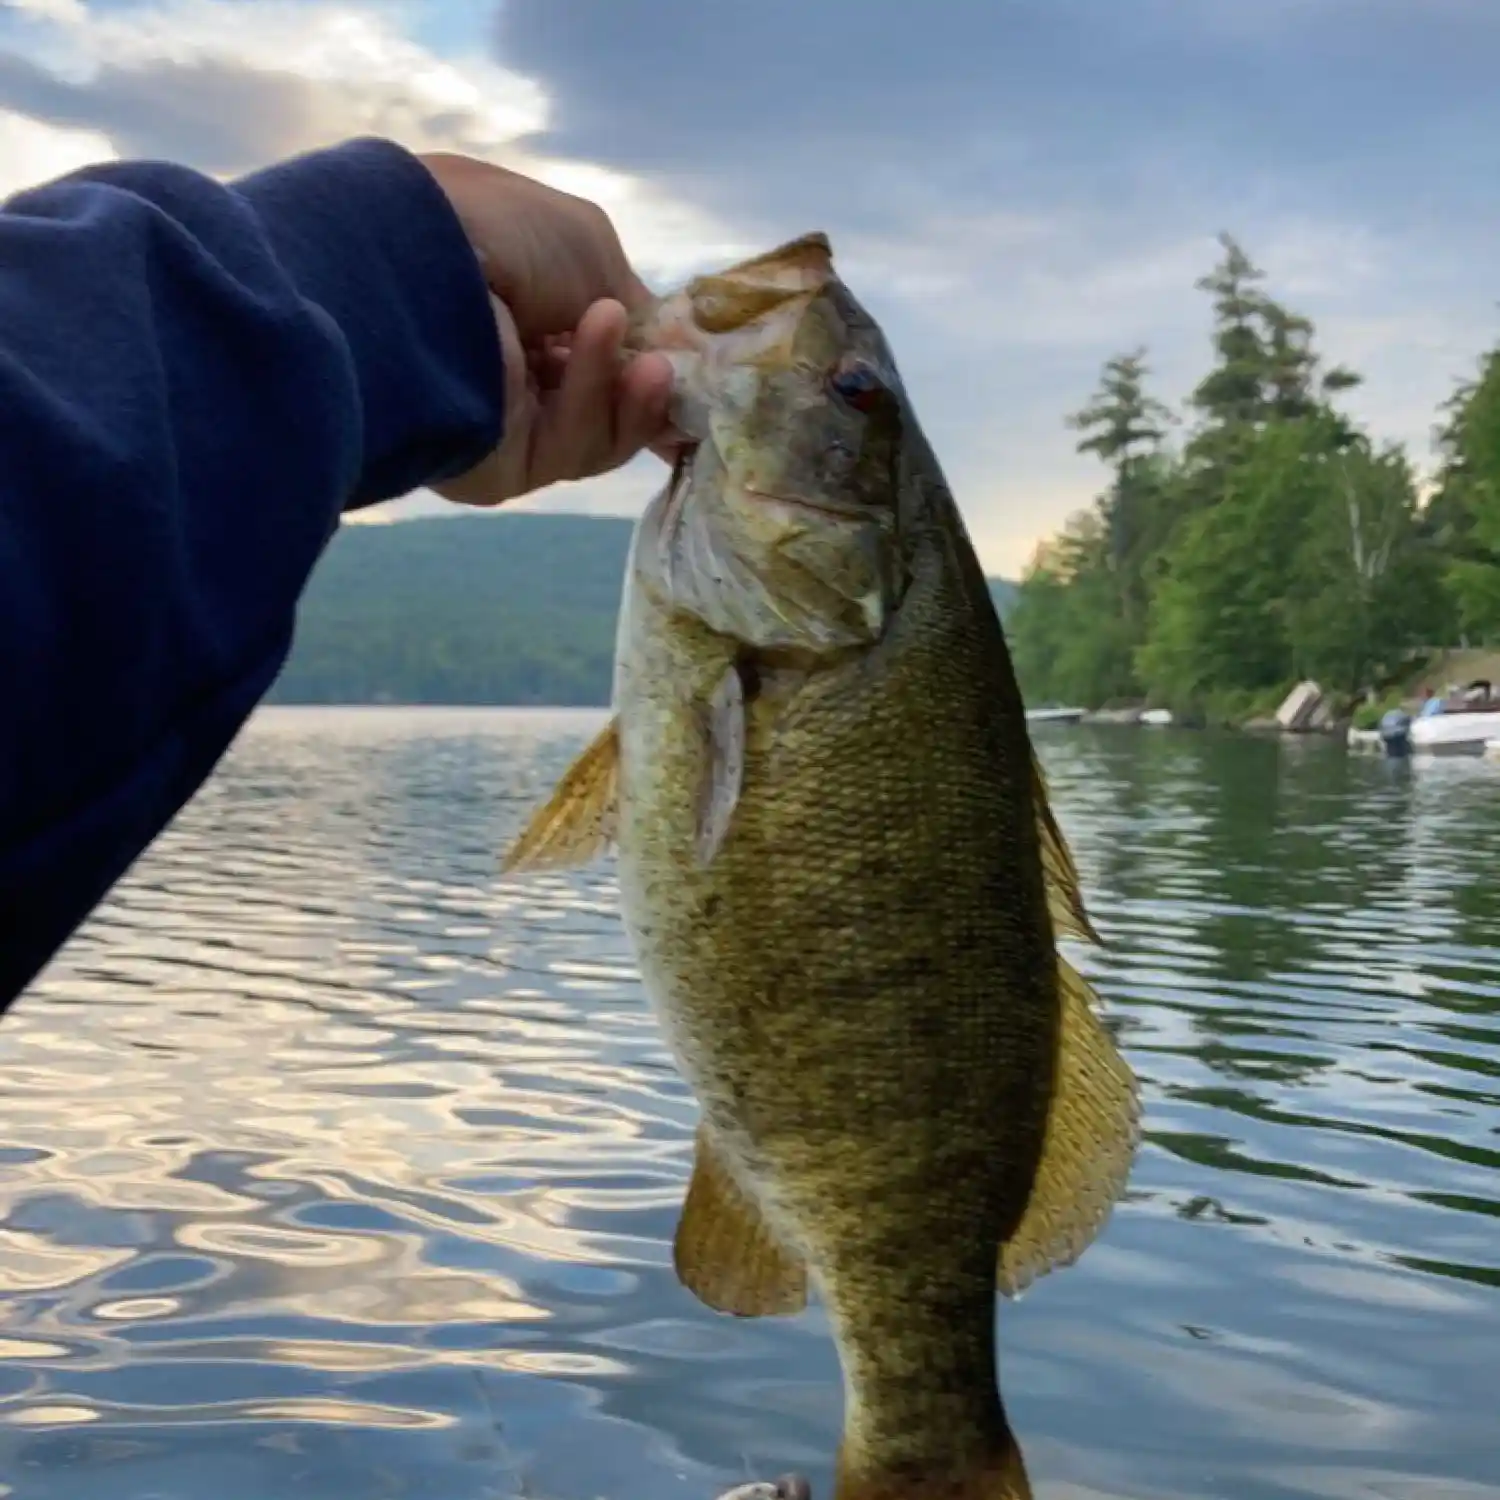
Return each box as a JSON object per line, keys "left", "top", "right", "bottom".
{"left": 1, "top": 0, "right": 1497, "bottom": 575}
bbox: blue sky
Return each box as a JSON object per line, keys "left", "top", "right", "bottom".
{"left": 1, "top": 0, "right": 1495, "bottom": 573}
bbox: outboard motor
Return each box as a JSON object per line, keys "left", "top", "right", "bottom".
{"left": 1378, "top": 708, "right": 1412, "bottom": 758}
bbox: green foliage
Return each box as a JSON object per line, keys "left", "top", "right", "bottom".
{"left": 1008, "top": 514, "right": 1139, "bottom": 707}
{"left": 270, "top": 511, "right": 1019, "bottom": 706}
{"left": 270, "top": 512, "right": 633, "bottom": 706}
{"left": 1009, "top": 231, "right": 1500, "bottom": 716}
{"left": 988, "top": 577, "right": 1020, "bottom": 620}
{"left": 1351, "top": 694, "right": 1408, "bottom": 731}
{"left": 1427, "top": 347, "right": 1500, "bottom": 643}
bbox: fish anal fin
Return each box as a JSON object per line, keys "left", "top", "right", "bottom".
{"left": 998, "top": 954, "right": 1140, "bottom": 1296}
{"left": 1032, "top": 750, "right": 1102, "bottom": 946}
{"left": 500, "top": 718, "right": 619, "bottom": 875}
{"left": 675, "top": 1124, "right": 807, "bottom": 1317}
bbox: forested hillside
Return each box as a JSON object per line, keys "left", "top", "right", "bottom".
{"left": 269, "top": 513, "right": 633, "bottom": 705}
{"left": 270, "top": 512, "right": 1018, "bottom": 705}
{"left": 1007, "top": 234, "right": 1498, "bottom": 719}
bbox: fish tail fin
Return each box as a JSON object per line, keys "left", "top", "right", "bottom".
{"left": 834, "top": 1436, "right": 1033, "bottom": 1500}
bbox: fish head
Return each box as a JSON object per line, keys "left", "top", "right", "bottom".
{"left": 627, "top": 234, "right": 908, "bottom": 657}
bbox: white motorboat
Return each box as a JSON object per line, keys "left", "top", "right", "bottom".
{"left": 1408, "top": 679, "right": 1500, "bottom": 755}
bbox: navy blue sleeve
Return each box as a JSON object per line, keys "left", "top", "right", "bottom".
{"left": 0, "top": 137, "right": 505, "bottom": 1006}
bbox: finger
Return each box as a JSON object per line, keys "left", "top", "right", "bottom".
{"left": 528, "top": 297, "right": 629, "bottom": 485}
{"left": 529, "top": 342, "right": 570, "bottom": 394}
{"left": 610, "top": 351, "right": 675, "bottom": 467}
{"left": 617, "top": 267, "right": 656, "bottom": 315}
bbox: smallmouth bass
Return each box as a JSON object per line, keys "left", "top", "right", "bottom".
{"left": 503, "top": 233, "right": 1140, "bottom": 1500}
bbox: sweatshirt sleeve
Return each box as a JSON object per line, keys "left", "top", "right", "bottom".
{"left": 0, "top": 137, "right": 505, "bottom": 1007}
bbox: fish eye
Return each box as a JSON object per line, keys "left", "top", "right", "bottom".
{"left": 828, "top": 361, "right": 885, "bottom": 413}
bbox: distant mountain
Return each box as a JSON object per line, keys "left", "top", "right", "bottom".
{"left": 988, "top": 576, "right": 1019, "bottom": 619}
{"left": 270, "top": 512, "right": 1018, "bottom": 706}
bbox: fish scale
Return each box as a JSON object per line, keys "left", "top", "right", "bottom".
{"left": 503, "top": 233, "right": 1139, "bottom": 1500}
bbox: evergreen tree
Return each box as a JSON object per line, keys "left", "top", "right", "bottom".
{"left": 1189, "top": 234, "right": 1269, "bottom": 433}
{"left": 1007, "top": 229, "right": 1468, "bottom": 716}
{"left": 1426, "top": 346, "right": 1500, "bottom": 642}
{"left": 1065, "top": 348, "right": 1177, "bottom": 634}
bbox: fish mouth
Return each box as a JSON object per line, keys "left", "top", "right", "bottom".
{"left": 742, "top": 487, "right": 869, "bottom": 525}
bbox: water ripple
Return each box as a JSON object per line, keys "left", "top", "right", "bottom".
{"left": 1, "top": 710, "right": 1496, "bottom": 1499}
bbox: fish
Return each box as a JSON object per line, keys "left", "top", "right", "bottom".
{"left": 501, "top": 233, "right": 1141, "bottom": 1500}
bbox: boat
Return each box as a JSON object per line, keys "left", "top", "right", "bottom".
{"left": 1139, "top": 708, "right": 1173, "bottom": 727}
{"left": 1024, "top": 705, "right": 1086, "bottom": 725}
{"left": 1408, "top": 680, "right": 1500, "bottom": 756}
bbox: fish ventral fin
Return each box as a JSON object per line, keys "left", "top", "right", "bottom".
{"left": 499, "top": 717, "right": 619, "bottom": 874}
{"left": 675, "top": 1123, "right": 809, "bottom": 1317}
{"left": 1033, "top": 749, "right": 1101, "bottom": 945}
{"left": 997, "top": 953, "right": 1140, "bottom": 1296}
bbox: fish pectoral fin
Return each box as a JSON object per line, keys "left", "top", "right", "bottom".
{"left": 998, "top": 954, "right": 1140, "bottom": 1296}
{"left": 694, "top": 664, "right": 746, "bottom": 866}
{"left": 674, "top": 1124, "right": 808, "bottom": 1317}
{"left": 499, "top": 717, "right": 620, "bottom": 874}
{"left": 1032, "top": 750, "right": 1102, "bottom": 946}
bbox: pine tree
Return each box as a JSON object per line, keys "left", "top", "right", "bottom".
{"left": 1066, "top": 349, "right": 1176, "bottom": 636}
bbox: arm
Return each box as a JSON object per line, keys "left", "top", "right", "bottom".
{"left": 0, "top": 137, "right": 504, "bottom": 1006}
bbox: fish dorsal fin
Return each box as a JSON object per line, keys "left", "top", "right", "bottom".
{"left": 998, "top": 954, "right": 1140, "bottom": 1296}
{"left": 1032, "top": 750, "right": 1101, "bottom": 946}
{"left": 675, "top": 1123, "right": 809, "bottom": 1317}
{"left": 682, "top": 233, "right": 835, "bottom": 335}
{"left": 717, "top": 231, "right": 833, "bottom": 288}
{"left": 500, "top": 718, "right": 619, "bottom": 874}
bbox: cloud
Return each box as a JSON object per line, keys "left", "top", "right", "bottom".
{"left": 0, "top": 2, "right": 547, "bottom": 175}
{"left": 0, "top": 1, "right": 742, "bottom": 280}
{"left": 0, "top": 105, "right": 112, "bottom": 196}
{"left": 488, "top": 0, "right": 1500, "bottom": 568}
{"left": 3, "top": 0, "right": 86, "bottom": 22}
{"left": 1, "top": 0, "right": 1498, "bottom": 573}
{"left": 0, "top": 47, "right": 340, "bottom": 172}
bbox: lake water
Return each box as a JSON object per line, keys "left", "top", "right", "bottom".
{"left": 2, "top": 708, "right": 1499, "bottom": 1500}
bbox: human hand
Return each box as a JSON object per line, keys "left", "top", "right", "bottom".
{"left": 417, "top": 152, "right": 676, "bottom": 505}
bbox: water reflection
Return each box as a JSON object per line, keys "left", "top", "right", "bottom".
{"left": 1, "top": 710, "right": 1497, "bottom": 1499}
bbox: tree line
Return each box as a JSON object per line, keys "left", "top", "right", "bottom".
{"left": 269, "top": 510, "right": 1019, "bottom": 707}
{"left": 1007, "top": 234, "right": 1500, "bottom": 720}
{"left": 269, "top": 512, "right": 635, "bottom": 706}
